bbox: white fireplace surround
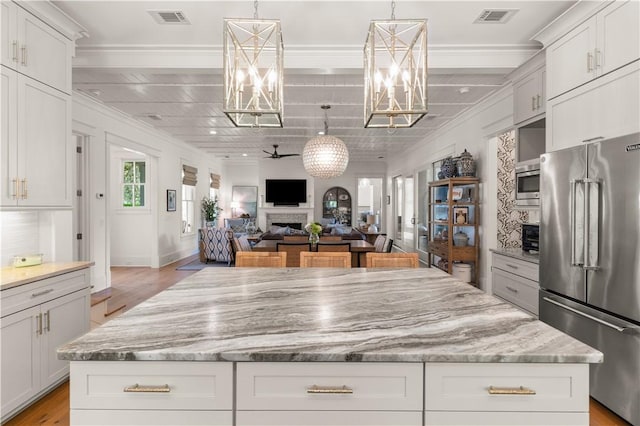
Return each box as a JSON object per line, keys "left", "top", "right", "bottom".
{"left": 265, "top": 213, "right": 309, "bottom": 230}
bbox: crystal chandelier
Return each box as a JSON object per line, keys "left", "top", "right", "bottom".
{"left": 223, "top": 1, "right": 283, "bottom": 127}
{"left": 364, "top": 1, "right": 428, "bottom": 128}
{"left": 303, "top": 105, "right": 349, "bottom": 179}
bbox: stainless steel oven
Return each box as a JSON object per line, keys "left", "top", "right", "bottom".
{"left": 521, "top": 223, "right": 539, "bottom": 253}
{"left": 515, "top": 162, "right": 540, "bottom": 206}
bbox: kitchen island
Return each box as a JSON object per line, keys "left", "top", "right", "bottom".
{"left": 58, "top": 267, "right": 601, "bottom": 425}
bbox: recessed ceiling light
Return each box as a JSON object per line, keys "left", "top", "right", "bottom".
{"left": 242, "top": 153, "right": 248, "bottom": 157}
{"left": 458, "top": 87, "right": 470, "bottom": 94}
{"left": 318, "top": 131, "right": 325, "bottom": 135}
{"left": 86, "top": 89, "right": 101, "bottom": 97}
{"left": 209, "top": 130, "right": 217, "bottom": 135}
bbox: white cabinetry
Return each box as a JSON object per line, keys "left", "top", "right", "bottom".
{"left": 424, "top": 363, "right": 589, "bottom": 425}
{"left": 513, "top": 66, "right": 545, "bottom": 124}
{"left": 0, "top": 0, "right": 72, "bottom": 93}
{"left": 1, "top": 269, "right": 90, "bottom": 422}
{"left": 236, "top": 362, "right": 423, "bottom": 426}
{"left": 546, "top": 62, "right": 640, "bottom": 152}
{"left": 492, "top": 253, "right": 539, "bottom": 316}
{"left": 71, "top": 361, "right": 233, "bottom": 426}
{"left": 1, "top": 66, "right": 72, "bottom": 208}
{"left": 547, "top": 0, "right": 639, "bottom": 99}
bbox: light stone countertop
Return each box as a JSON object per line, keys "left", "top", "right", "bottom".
{"left": 491, "top": 248, "right": 540, "bottom": 264}
{"left": 58, "top": 267, "right": 601, "bottom": 364}
{"left": 0, "top": 261, "right": 94, "bottom": 290}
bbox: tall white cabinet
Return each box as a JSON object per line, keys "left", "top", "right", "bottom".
{"left": 0, "top": 0, "right": 75, "bottom": 209}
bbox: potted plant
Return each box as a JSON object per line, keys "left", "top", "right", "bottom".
{"left": 201, "top": 196, "right": 221, "bottom": 227}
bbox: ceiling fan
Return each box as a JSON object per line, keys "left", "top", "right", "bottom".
{"left": 263, "top": 144, "right": 300, "bottom": 159}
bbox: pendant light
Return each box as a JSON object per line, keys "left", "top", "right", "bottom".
{"left": 364, "top": 1, "right": 428, "bottom": 128}
{"left": 223, "top": 0, "right": 284, "bottom": 127}
{"left": 303, "top": 105, "right": 349, "bottom": 179}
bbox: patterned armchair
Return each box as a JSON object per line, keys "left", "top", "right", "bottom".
{"left": 199, "top": 228, "right": 234, "bottom": 265}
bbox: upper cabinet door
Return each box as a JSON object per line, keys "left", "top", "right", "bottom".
{"left": 547, "top": 16, "right": 597, "bottom": 99}
{"left": 597, "top": 0, "right": 640, "bottom": 76}
{"left": 1, "top": 2, "right": 19, "bottom": 69}
{"left": 17, "top": 7, "right": 72, "bottom": 94}
{"left": 1, "top": 67, "right": 18, "bottom": 207}
{"left": 513, "top": 67, "right": 545, "bottom": 125}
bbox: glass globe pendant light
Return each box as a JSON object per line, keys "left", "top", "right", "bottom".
{"left": 364, "top": 1, "right": 428, "bottom": 128}
{"left": 303, "top": 105, "right": 349, "bottom": 179}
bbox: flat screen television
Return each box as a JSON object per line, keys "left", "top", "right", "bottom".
{"left": 265, "top": 179, "right": 307, "bottom": 206}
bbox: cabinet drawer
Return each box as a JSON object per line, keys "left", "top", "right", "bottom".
{"left": 425, "top": 363, "right": 588, "bottom": 412}
{"left": 425, "top": 411, "right": 588, "bottom": 425}
{"left": 70, "top": 361, "right": 233, "bottom": 411}
{"left": 237, "top": 362, "right": 423, "bottom": 411}
{"left": 493, "top": 269, "right": 539, "bottom": 316}
{"left": 71, "top": 409, "right": 232, "bottom": 425}
{"left": 1, "top": 270, "right": 88, "bottom": 317}
{"left": 492, "top": 254, "right": 538, "bottom": 282}
{"left": 237, "top": 410, "right": 421, "bottom": 425}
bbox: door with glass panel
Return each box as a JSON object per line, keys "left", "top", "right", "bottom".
{"left": 416, "top": 168, "right": 431, "bottom": 262}
{"left": 392, "top": 175, "right": 415, "bottom": 252}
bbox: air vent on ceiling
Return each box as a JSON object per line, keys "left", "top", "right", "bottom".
{"left": 474, "top": 9, "right": 518, "bottom": 24}
{"left": 148, "top": 10, "right": 190, "bottom": 25}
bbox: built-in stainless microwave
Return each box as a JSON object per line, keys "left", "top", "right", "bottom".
{"left": 515, "top": 162, "right": 540, "bottom": 206}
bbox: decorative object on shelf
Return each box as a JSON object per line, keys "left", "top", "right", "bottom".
{"left": 201, "top": 196, "right": 222, "bottom": 227}
{"left": 451, "top": 187, "right": 463, "bottom": 201}
{"left": 222, "top": 0, "right": 283, "bottom": 128}
{"left": 364, "top": 0, "right": 428, "bottom": 128}
{"left": 167, "top": 189, "right": 176, "bottom": 212}
{"left": 305, "top": 222, "right": 322, "bottom": 244}
{"left": 452, "top": 262, "right": 472, "bottom": 283}
{"left": 245, "top": 220, "right": 257, "bottom": 235}
{"left": 303, "top": 105, "right": 349, "bottom": 178}
{"left": 453, "top": 206, "right": 469, "bottom": 224}
{"left": 456, "top": 149, "right": 476, "bottom": 177}
{"left": 440, "top": 157, "right": 457, "bottom": 178}
{"left": 453, "top": 230, "right": 469, "bottom": 246}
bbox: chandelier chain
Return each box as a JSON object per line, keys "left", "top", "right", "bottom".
{"left": 390, "top": 0, "right": 396, "bottom": 20}
{"left": 254, "top": 0, "right": 259, "bottom": 19}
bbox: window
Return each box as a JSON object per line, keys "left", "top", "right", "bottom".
{"left": 122, "top": 160, "right": 146, "bottom": 207}
{"left": 182, "top": 184, "right": 195, "bottom": 234}
{"left": 181, "top": 164, "right": 198, "bottom": 235}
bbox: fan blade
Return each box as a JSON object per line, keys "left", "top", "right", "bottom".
{"left": 277, "top": 154, "right": 300, "bottom": 157}
{"left": 263, "top": 150, "right": 273, "bottom": 155}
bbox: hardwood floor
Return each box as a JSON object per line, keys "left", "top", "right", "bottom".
{"left": 3, "top": 255, "right": 630, "bottom": 426}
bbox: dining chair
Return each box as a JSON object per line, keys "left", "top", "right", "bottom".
{"left": 365, "top": 252, "right": 419, "bottom": 268}
{"left": 373, "top": 235, "right": 387, "bottom": 252}
{"left": 316, "top": 242, "right": 351, "bottom": 252}
{"left": 319, "top": 235, "right": 341, "bottom": 242}
{"left": 300, "top": 252, "right": 351, "bottom": 268}
{"left": 276, "top": 242, "right": 312, "bottom": 267}
{"left": 283, "top": 235, "right": 309, "bottom": 242}
{"left": 235, "top": 252, "right": 287, "bottom": 267}
{"left": 383, "top": 238, "right": 394, "bottom": 253}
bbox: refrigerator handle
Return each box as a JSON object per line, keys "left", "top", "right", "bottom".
{"left": 570, "top": 179, "right": 585, "bottom": 267}
{"left": 543, "top": 297, "right": 638, "bottom": 335}
{"left": 583, "top": 178, "right": 600, "bottom": 271}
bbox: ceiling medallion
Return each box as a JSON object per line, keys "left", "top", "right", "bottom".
{"left": 364, "top": 1, "right": 428, "bottom": 128}
{"left": 223, "top": 1, "right": 283, "bottom": 128}
{"left": 303, "top": 105, "right": 349, "bottom": 179}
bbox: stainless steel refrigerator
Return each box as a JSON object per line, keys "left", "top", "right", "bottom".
{"left": 539, "top": 132, "right": 640, "bottom": 425}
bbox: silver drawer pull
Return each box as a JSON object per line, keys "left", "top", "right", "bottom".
{"left": 505, "top": 263, "right": 518, "bottom": 269}
{"left": 31, "top": 288, "right": 54, "bottom": 298}
{"left": 307, "top": 385, "right": 353, "bottom": 394}
{"left": 124, "top": 384, "right": 170, "bottom": 393}
{"left": 488, "top": 386, "right": 536, "bottom": 395}
{"left": 505, "top": 286, "right": 518, "bottom": 293}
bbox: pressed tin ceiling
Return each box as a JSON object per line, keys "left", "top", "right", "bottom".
{"left": 54, "top": 0, "right": 576, "bottom": 162}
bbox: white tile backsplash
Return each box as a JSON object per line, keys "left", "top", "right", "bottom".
{"left": 0, "top": 211, "right": 41, "bottom": 266}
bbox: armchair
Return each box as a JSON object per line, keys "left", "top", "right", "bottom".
{"left": 199, "top": 228, "right": 234, "bottom": 265}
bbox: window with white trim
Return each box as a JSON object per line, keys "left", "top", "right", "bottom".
{"left": 122, "top": 160, "right": 146, "bottom": 207}
{"left": 181, "top": 164, "right": 198, "bottom": 235}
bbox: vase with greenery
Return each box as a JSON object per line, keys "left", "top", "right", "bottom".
{"left": 201, "top": 196, "right": 221, "bottom": 227}
{"left": 305, "top": 222, "right": 322, "bottom": 244}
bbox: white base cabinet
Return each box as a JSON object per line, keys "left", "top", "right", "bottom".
{"left": 491, "top": 253, "right": 540, "bottom": 316}
{"left": 1, "top": 269, "right": 90, "bottom": 422}
{"left": 69, "top": 361, "right": 590, "bottom": 426}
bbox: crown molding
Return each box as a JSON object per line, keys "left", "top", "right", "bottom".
{"left": 17, "top": 0, "right": 88, "bottom": 41}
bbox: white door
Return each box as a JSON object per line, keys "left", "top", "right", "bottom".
{"left": 403, "top": 175, "right": 415, "bottom": 250}
{"left": 392, "top": 176, "right": 403, "bottom": 244}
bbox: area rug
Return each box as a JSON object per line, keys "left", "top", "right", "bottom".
{"left": 176, "top": 260, "right": 232, "bottom": 270}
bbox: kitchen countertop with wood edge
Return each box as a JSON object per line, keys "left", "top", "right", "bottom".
{"left": 0, "top": 261, "right": 94, "bottom": 291}
{"left": 58, "top": 267, "right": 601, "bottom": 364}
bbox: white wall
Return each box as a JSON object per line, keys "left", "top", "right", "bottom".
{"left": 72, "top": 93, "right": 221, "bottom": 291}
{"left": 386, "top": 85, "right": 514, "bottom": 291}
